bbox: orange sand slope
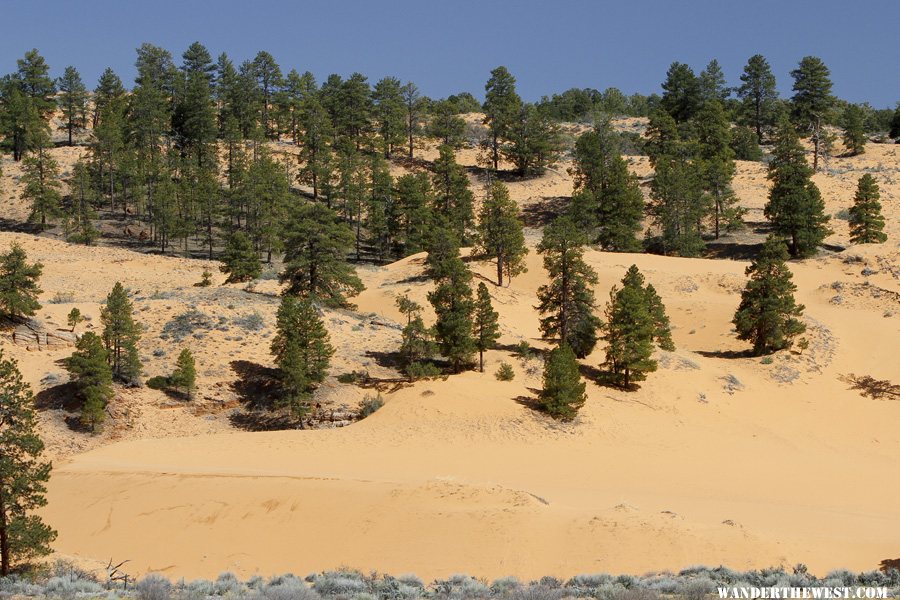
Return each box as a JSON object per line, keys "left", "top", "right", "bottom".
{"left": 42, "top": 244, "right": 900, "bottom": 581}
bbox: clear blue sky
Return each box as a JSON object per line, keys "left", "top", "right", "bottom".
{"left": 2, "top": 0, "right": 898, "bottom": 107}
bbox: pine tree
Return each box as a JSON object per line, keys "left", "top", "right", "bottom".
{"left": 848, "top": 174, "right": 887, "bottom": 244}
{"left": 366, "top": 154, "right": 394, "bottom": 261}
{"left": 791, "top": 56, "right": 835, "bottom": 171}
{"left": 65, "top": 161, "right": 99, "bottom": 245}
{"left": 431, "top": 144, "right": 474, "bottom": 243}
{"left": 395, "top": 172, "right": 432, "bottom": 256}
{"left": 0, "top": 351, "right": 56, "bottom": 576}
{"left": 402, "top": 81, "right": 424, "bottom": 158}
{"left": 0, "top": 49, "right": 56, "bottom": 161}
{"left": 297, "top": 94, "right": 335, "bottom": 202}
{"left": 475, "top": 180, "right": 528, "bottom": 286}
{"left": 372, "top": 76, "right": 406, "bottom": 158}
{"left": 427, "top": 100, "right": 467, "bottom": 148}
{"left": 220, "top": 232, "right": 260, "bottom": 283}
{"left": 65, "top": 332, "right": 114, "bottom": 432}
{"left": 170, "top": 348, "right": 197, "bottom": 399}
{"left": 536, "top": 217, "right": 601, "bottom": 358}
{"left": 694, "top": 100, "right": 745, "bottom": 238}
{"left": 733, "top": 237, "right": 806, "bottom": 355}
{"left": 21, "top": 129, "right": 62, "bottom": 229}
{"left": 280, "top": 202, "right": 364, "bottom": 307}
{"left": 539, "top": 343, "right": 586, "bottom": 422}
{"left": 473, "top": 283, "right": 500, "bottom": 372}
{"left": 396, "top": 295, "right": 436, "bottom": 378}
{"left": 890, "top": 105, "right": 900, "bottom": 141}
{"left": 660, "top": 62, "right": 701, "bottom": 123}
{"left": 271, "top": 296, "right": 334, "bottom": 418}
{"left": 251, "top": 51, "right": 283, "bottom": 139}
{"left": 698, "top": 59, "right": 729, "bottom": 104}
{"left": 764, "top": 119, "right": 831, "bottom": 258}
{"left": 502, "top": 103, "right": 563, "bottom": 176}
{"left": 67, "top": 308, "right": 84, "bottom": 332}
{"left": 644, "top": 283, "right": 675, "bottom": 352}
{"left": 483, "top": 66, "right": 522, "bottom": 170}
{"left": 172, "top": 42, "right": 218, "bottom": 168}
{"left": 737, "top": 54, "right": 779, "bottom": 143}
{"left": 649, "top": 152, "right": 708, "bottom": 257}
{"left": 56, "top": 66, "right": 88, "bottom": 146}
{"left": 842, "top": 104, "right": 867, "bottom": 156}
{"left": 427, "top": 244, "right": 476, "bottom": 373}
{"left": 100, "top": 282, "right": 142, "bottom": 384}
{"left": 0, "top": 244, "right": 42, "bottom": 321}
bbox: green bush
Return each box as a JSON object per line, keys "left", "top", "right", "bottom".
{"left": 358, "top": 394, "right": 384, "bottom": 418}
{"left": 495, "top": 362, "right": 515, "bottom": 381}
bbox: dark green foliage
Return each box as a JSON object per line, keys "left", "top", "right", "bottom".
{"left": 694, "top": 100, "right": 744, "bottom": 238}
{"left": 737, "top": 54, "right": 779, "bottom": 143}
{"left": 660, "top": 62, "right": 701, "bottom": 123}
{"left": 100, "top": 282, "right": 142, "bottom": 384}
{"left": 764, "top": 120, "right": 831, "bottom": 257}
{"left": 297, "top": 94, "right": 335, "bottom": 201}
{"left": 495, "top": 362, "right": 515, "bottom": 381}
{"left": 396, "top": 295, "right": 436, "bottom": 379}
{"left": 475, "top": 180, "right": 528, "bottom": 285}
{"left": 730, "top": 125, "right": 764, "bottom": 161}
{"left": 0, "top": 352, "right": 56, "bottom": 576}
{"left": 570, "top": 123, "right": 644, "bottom": 251}
{"left": 372, "top": 76, "right": 406, "bottom": 158}
{"left": 66, "top": 332, "right": 114, "bottom": 432}
{"left": 602, "top": 265, "right": 672, "bottom": 388}
{"left": 220, "top": 231, "right": 262, "bottom": 283}
{"left": 394, "top": 173, "right": 432, "bottom": 256}
{"left": 539, "top": 343, "right": 586, "bottom": 421}
{"left": 65, "top": 161, "right": 100, "bottom": 245}
{"left": 790, "top": 56, "right": 835, "bottom": 134}
{"left": 427, "top": 243, "right": 476, "bottom": 373}
{"left": 271, "top": 296, "right": 334, "bottom": 418}
{"left": 171, "top": 348, "right": 197, "bottom": 399}
{"left": 841, "top": 104, "right": 867, "bottom": 156}
{"left": 649, "top": 152, "right": 708, "bottom": 257}
{"left": 280, "top": 202, "right": 364, "bottom": 308}
{"left": 358, "top": 394, "right": 384, "bottom": 419}
{"left": 483, "top": 66, "right": 523, "bottom": 170}
{"left": 733, "top": 237, "right": 806, "bottom": 355}
{"left": 21, "top": 130, "right": 62, "bottom": 229}
{"left": 473, "top": 283, "right": 500, "bottom": 372}
{"left": 426, "top": 100, "right": 466, "bottom": 148}
{"left": 502, "top": 103, "right": 563, "bottom": 176}
{"left": 698, "top": 59, "right": 729, "bottom": 104}
{"left": 0, "top": 244, "right": 42, "bottom": 321}
{"left": 0, "top": 49, "right": 56, "bottom": 161}
{"left": 848, "top": 174, "right": 887, "bottom": 244}
{"left": 402, "top": 81, "right": 425, "bottom": 158}
{"left": 67, "top": 308, "right": 84, "bottom": 332}
{"left": 366, "top": 154, "right": 394, "bottom": 261}
{"left": 431, "top": 145, "right": 474, "bottom": 243}
{"left": 536, "top": 217, "right": 601, "bottom": 358}
{"left": 890, "top": 105, "right": 900, "bottom": 141}
{"left": 56, "top": 66, "right": 88, "bottom": 145}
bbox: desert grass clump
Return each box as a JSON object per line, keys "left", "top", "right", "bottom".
{"left": 358, "top": 393, "right": 384, "bottom": 418}
{"left": 233, "top": 312, "right": 266, "bottom": 332}
{"left": 432, "top": 574, "right": 491, "bottom": 600}
{"left": 309, "top": 569, "right": 368, "bottom": 598}
{"left": 136, "top": 574, "right": 172, "bottom": 600}
{"left": 161, "top": 310, "right": 216, "bottom": 341}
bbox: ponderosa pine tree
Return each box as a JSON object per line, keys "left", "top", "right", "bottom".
{"left": 764, "top": 119, "right": 831, "bottom": 258}
{"left": 100, "top": 282, "right": 142, "bottom": 384}
{"left": 698, "top": 59, "right": 729, "bottom": 104}
{"left": 402, "top": 81, "right": 424, "bottom": 159}
{"left": 280, "top": 202, "right": 364, "bottom": 307}
{"left": 0, "top": 351, "right": 56, "bottom": 576}
{"left": 1, "top": 49, "right": 56, "bottom": 161}
{"left": 427, "top": 242, "right": 476, "bottom": 373}
{"left": 539, "top": 343, "right": 586, "bottom": 422}
{"left": 65, "top": 161, "right": 100, "bottom": 245}
{"left": 271, "top": 295, "right": 334, "bottom": 418}
{"left": 220, "top": 231, "right": 261, "bottom": 283}
{"left": 396, "top": 295, "right": 436, "bottom": 379}
{"left": 67, "top": 307, "right": 84, "bottom": 332}
{"left": 473, "top": 282, "right": 500, "bottom": 372}
{"left": 170, "top": 348, "right": 197, "bottom": 399}
{"left": 848, "top": 174, "right": 887, "bottom": 244}
{"left": 536, "top": 216, "right": 601, "bottom": 358}
{"left": 737, "top": 54, "right": 779, "bottom": 144}
{"left": 427, "top": 100, "right": 467, "bottom": 148}
{"left": 660, "top": 62, "right": 701, "bottom": 123}
{"left": 733, "top": 237, "right": 806, "bottom": 355}
{"left": 693, "top": 100, "right": 744, "bottom": 238}
{"left": 648, "top": 150, "right": 708, "bottom": 256}
{"left": 395, "top": 172, "right": 432, "bottom": 256}
{"left": 372, "top": 76, "right": 406, "bottom": 158}
{"left": 431, "top": 144, "right": 474, "bottom": 242}
{"left": 297, "top": 94, "right": 335, "bottom": 202}
{"left": 0, "top": 244, "right": 42, "bottom": 321}
{"left": 475, "top": 180, "right": 528, "bottom": 286}
{"left": 251, "top": 51, "right": 283, "bottom": 139}
{"left": 502, "top": 103, "right": 563, "bottom": 177}
{"left": 644, "top": 282, "right": 675, "bottom": 352}
{"left": 172, "top": 42, "right": 217, "bottom": 168}
{"left": 66, "top": 332, "right": 114, "bottom": 432}
{"left": 483, "top": 66, "right": 522, "bottom": 170}
{"left": 56, "top": 66, "right": 88, "bottom": 146}
{"left": 890, "top": 105, "right": 900, "bottom": 142}
{"left": 841, "top": 104, "right": 867, "bottom": 156}
{"left": 21, "top": 129, "right": 62, "bottom": 229}
{"left": 791, "top": 56, "right": 835, "bottom": 171}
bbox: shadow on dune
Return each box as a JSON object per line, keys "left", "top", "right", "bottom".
{"left": 695, "top": 349, "right": 755, "bottom": 359}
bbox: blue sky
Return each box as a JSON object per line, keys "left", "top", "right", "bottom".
{"left": 2, "top": 0, "right": 898, "bottom": 107}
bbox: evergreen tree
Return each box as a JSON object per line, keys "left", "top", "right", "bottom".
{"left": 243, "top": 150, "right": 290, "bottom": 263}
{"left": 764, "top": 119, "right": 831, "bottom": 257}
{"left": 536, "top": 217, "right": 601, "bottom": 358}
{"left": 841, "top": 104, "right": 867, "bottom": 156}
{"left": 396, "top": 295, "right": 436, "bottom": 378}
{"left": 475, "top": 180, "right": 528, "bottom": 286}
{"left": 220, "top": 231, "right": 261, "bottom": 282}
{"left": 503, "top": 103, "right": 563, "bottom": 176}
{"left": 333, "top": 73, "right": 372, "bottom": 150}
{"left": 660, "top": 62, "right": 701, "bottom": 123}
{"left": 0, "top": 244, "right": 42, "bottom": 321}
{"left": 431, "top": 144, "right": 474, "bottom": 242}
{"left": 427, "top": 243, "right": 476, "bottom": 373}
{"left": 100, "top": 282, "right": 142, "bottom": 384}
{"left": 172, "top": 42, "right": 217, "bottom": 168}
{"left": 280, "top": 202, "right": 364, "bottom": 307}
{"left": 0, "top": 49, "right": 56, "bottom": 161}
{"left": 65, "top": 161, "right": 100, "bottom": 244}
{"left": 0, "top": 351, "right": 56, "bottom": 576}
{"left": 730, "top": 125, "right": 764, "bottom": 161}
{"left": 848, "top": 174, "right": 887, "bottom": 244}
{"left": 395, "top": 172, "right": 432, "bottom": 256}
{"left": 483, "top": 66, "right": 522, "bottom": 170}
{"left": 539, "top": 343, "right": 586, "bottom": 422}
{"left": 733, "top": 237, "right": 806, "bottom": 355}
{"left": 67, "top": 307, "right": 84, "bottom": 332}
{"left": 251, "top": 51, "right": 283, "bottom": 139}
{"left": 601, "top": 266, "right": 658, "bottom": 388}
{"left": 366, "top": 154, "right": 394, "bottom": 261}
{"left": 473, "top": 282, "right": 500, "bottom": 372}
{"left": 297, "top": 94, "right": 335, "bottom": 202}
{"left": 427, "top": 100, "right": 467, "bottom": 148}
{"left": 21, "top": 129, "right": 62, "bottom": 229}
{"left": 65, "top": 332, "right": 114, "bottom": 432}
{"left": 694, "top": 100, "right": 745, "bottom": 238}
{"left": 890, "top": 105, "right": 900, "bottom": 141}
{"left": 271, "top": 296, "right": 334, "bottom": 418}
{"left": 649, "top": 152, "right": 708, "bottom": 257}
{"left": 372, "top": 76, "right": 406, "bottom": 158}
{"left": 644, "top": 283, "right": 675, "bottom": 352}
{"left": 56, "top": 66, "right": 88, "bottom": 145}
{"left": 698, "top": 59, "right": 729, "bottom": 104}
{"left": 737, "top": 54, "right": 779, "bottom": 143}
{"left": 170, "top": 348, "right": 197, "bottom": 399}
{"left": 790, "top": 56, "right": 835, "bottom": 171}
{"left": 402, "top": 81, "right": 424, "bottom": 158}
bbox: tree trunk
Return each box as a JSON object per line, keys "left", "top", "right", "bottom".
{"left": 496, "top": 255, "right": 504, "bottom": 287}
{"left": 479, "top": 349, "right": 484, "bottom": 373}
{"left": 0, "top": 480, "right": 10, "bottom": 577}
